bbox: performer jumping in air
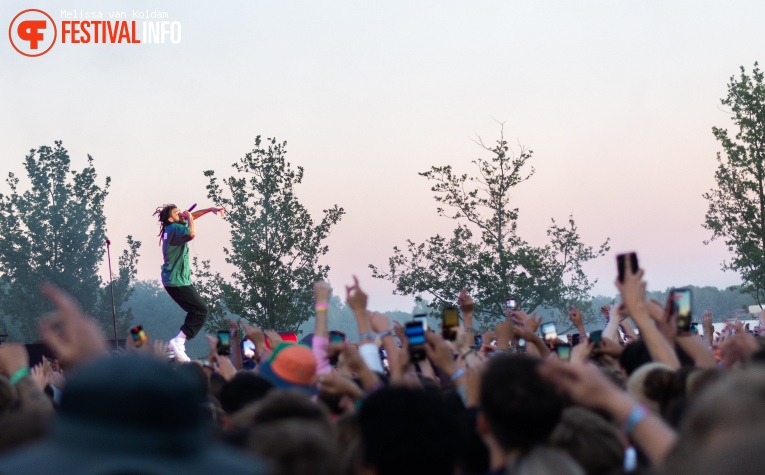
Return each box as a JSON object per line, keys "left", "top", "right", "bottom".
{"left": 154, "top": 204, "right": 224, "bottom": 362}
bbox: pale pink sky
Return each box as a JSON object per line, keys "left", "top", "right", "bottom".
{"left": 1, "top": 0, "right": 763, "bottom": 311}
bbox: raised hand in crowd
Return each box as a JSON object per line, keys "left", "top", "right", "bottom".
{"left": 458, "top": 287, "right": 475, "bottom": 330}
{"left": 29, "top": 364, "right": 48, "bottom": 392}
{"left": 265, "top": 330, "right": 283, "bottom": 349}
{"left": 494, "top": 321, "right": 513, "bottom": 350}
{"left": 507, "top": 308, "right": 541, "bottom": 333}
{"left": 205, "top": 334, "right": 237, "bottom": 381}
{"left": 568, "top": 305, "right": 586, "bottom": 334}
{"left": 593, "top": 336, "right": 624, "bottom": 358}
{"left": 539, "top": 359, "right": 677, "bottom": 465}
{"left": 703, "top": 310, "right": 714, "bottom": 346}
{"left": 316, "top": 371, "right": 364, "bottom": 404}
{"left": 37, "top": 284, "right": 108, "bottom": 368}
{"left": 570, "top": 339, "right": 594, "bottom": 364}
{"left": 719, "top": 330, "right": 760, "bottom": 368}
{"left": 615, "top": 262, "right": 680, "bottom": 369}
{"left": 225, "top": 318, "right": 243, "bottom": 370}
{"left": 242, "top": 321, "right": 268, "bottom": 362}
{"left": 345, "top": 275, "right": 368, "bottom": 313}
{"left": 0, "top": 343, "right": 54, "bottom": 424}
{"left": 340, "top": 343, "right": 381, "bottom": 392}
{"left": 0, "top": 343, "right": 30, "bottom": 382}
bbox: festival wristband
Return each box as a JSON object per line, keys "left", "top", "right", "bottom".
{"left": 624, "top": 405, "right": 649, "bottom": 434}
{"left": 315, "top": 304, "right": 329, "bottom": 312}
{"left": 359, "top": 332, "right": 376, "bottom": 341}
{"left": 450, "top": 368, "right": 466, "bottom": 382}
{"left": 9, "top": 367, "right": 30, "bottom": 385}
{"left": 378, "top": 330, "right": 394, "bottom": 339}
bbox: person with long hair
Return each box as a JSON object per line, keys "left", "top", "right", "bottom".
{"left": 153, "top": 204, "right": 223, "bottom": 362}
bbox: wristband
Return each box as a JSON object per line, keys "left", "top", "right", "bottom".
{"left": 450, "top": 368, "right": 466, "bottom": 382}
{"left": 9, "top": 367, "right": 30, "bottom": 384}
{"left": 359, "top": 332, "right": 376, "bottom": 341}
{"left": 464, "top": 327, "right": 476, "bottom": 333}
{"left": 315, "top": 304, "right": 329, "bottom": 312}
{"left": 378, "top": 330, "right": 394, "bottom": 339}
{"left": 624, "top": 405, "right": 648, "bottom": 434}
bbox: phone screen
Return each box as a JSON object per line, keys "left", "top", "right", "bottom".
{"left": 442, "top": 307, "right": 459, "bottom": 341}
{"left": 329, "top": 331, "right": 346, "bottom": 344}
{"left": 556, "top": 344, "right": 571, "bottom": 360}
{"left": 506, "top": 299, "right": 517, "bottom": 311}
{"left": 217, "top": 331, "right": 231, "bottom": 355}
{"left": 672, "top": 288, "right": 693, "bottom": 333}
{"left": 590, "top": 330, "right": 603, "bottom": 347}
{"left": 617, "top": 252, "right": 639, "bottom": 283}
{"left": 242, "top": 339, "right": 255, "bottom": 358}
{"left": 571, "top": 333, "right": 580, "bottom": 346}
{"left": 517, "top": 338, "right": 526, "bottom": 352}
{"left": 406, "top": 322, "right": 426, "bottom": 345}
{"left": 541, "top": 322, "right": 557, "bottom": 342}
{"left": 405, "top": 321, "right": 426, "bottom": 361}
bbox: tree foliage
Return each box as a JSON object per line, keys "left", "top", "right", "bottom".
{"left": 0, "top": 141, "right": 140, "bottom": 341}
{"left": 198, "top": 136, "right": 345, "bottom": 331}
{"left": 704, "top": 63, "right": 765, "bottom": 306}
{"left": 370, "top": 126, "right": 610, "bottom": 329}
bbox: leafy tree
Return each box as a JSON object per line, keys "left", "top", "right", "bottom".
{"left": 370, "top": 126, "right": 610, "bottom": 330}
{"left": 198, "top": 136, "right": 345, "bottom": 332}
{"left": 0, "top": 141, "right": 140, "bottom": 341}
{"left": 704, "top": 63, "right": 765, "bottom": 306}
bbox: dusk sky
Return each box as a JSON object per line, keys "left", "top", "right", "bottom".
{"left": 2, "top": 1, "right": 764, "bottom": 312}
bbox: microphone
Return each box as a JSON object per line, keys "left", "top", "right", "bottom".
{"left": 187, "top": 203, "right": 197, "bottom": 212}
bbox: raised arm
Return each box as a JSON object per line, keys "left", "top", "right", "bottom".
{"left": 190, "top": 207, "right": 225, "bottom": 220}
{"left": 539, "top": 360, "right": 678, "bottom": 466}
{"left": 617, "top": 263, "right": 680, "bottom": 370}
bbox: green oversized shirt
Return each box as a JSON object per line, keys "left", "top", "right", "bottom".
{"left": 160, "top": 223, "right": 193, "bottom": 286}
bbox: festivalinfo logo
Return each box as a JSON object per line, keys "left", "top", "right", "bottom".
{"left": 8, "top": 8, "right": 181, "bottom": 57}
{"left": 9, "top": 9, "right": 57, "bottom": 57}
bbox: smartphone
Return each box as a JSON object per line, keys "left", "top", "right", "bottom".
{"left": 506, "top": 298, "right": 517, "bottom": 311}
{"left": 328, "top": 331, "right": 346, "bottom": 365}
{"left": 517, "top": 338, "right": 527, "bottom": 352}
{"left": 556, "top": 344, "right": 571, "bottom": 361}
{"left": 571, "top": 333, "right": 580, "bottom": 346}
{"left": 217, "top": 331, "right": 231, "bottom": 356}
{"left": 690, "top": 323, "right": 698, "bottom": 335}
{"left": 540, "top": 322, "right": 557, "bottom": 342}
{"left": 405, "top": 321, "right": 427, "bottom": 362}
{"left": 413, "top": 313, "right": 429, "bottom": 331}
{"left": 590, "top": 329, "right": 603, "bottom": 347}
{"left": 242, "top": 338, "right": 256, "bottom": 358}
{"left": 442, "top": 307, "right": 459, "bottom": 341}
{"left": 617, "top": 252, "right": 639, "bottom": 283}
{"left": 329, "top": 330, "right": 346, "bottom": 344}
{"left": 130, "top": 325, "right": 147, "bottom": 348}
{"left": 671, "top": 288, "right": 693, "bottom": 334}
{"left": 474, "top": 335, "right": 483, "bottom": 348}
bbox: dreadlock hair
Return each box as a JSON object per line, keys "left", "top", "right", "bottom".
{"left": 153, "top": 204, "right": 177, "bottom": 245}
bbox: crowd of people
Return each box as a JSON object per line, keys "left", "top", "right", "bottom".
{"left": 1, "top": 259, "right": 765, "bottom": 475}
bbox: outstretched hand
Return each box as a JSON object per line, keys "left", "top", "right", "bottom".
{"left": 345, "top": 275, "right": 368, "bottom": 312}
{"left": 38, "top": 284, "right": 108, "bottom": 367}
{"left": 458, "top": 287, "right": 475, "bottom": 313}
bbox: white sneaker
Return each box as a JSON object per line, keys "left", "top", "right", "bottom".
{"left": 168, "top": 337, "right": 190, "bottom": 363}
